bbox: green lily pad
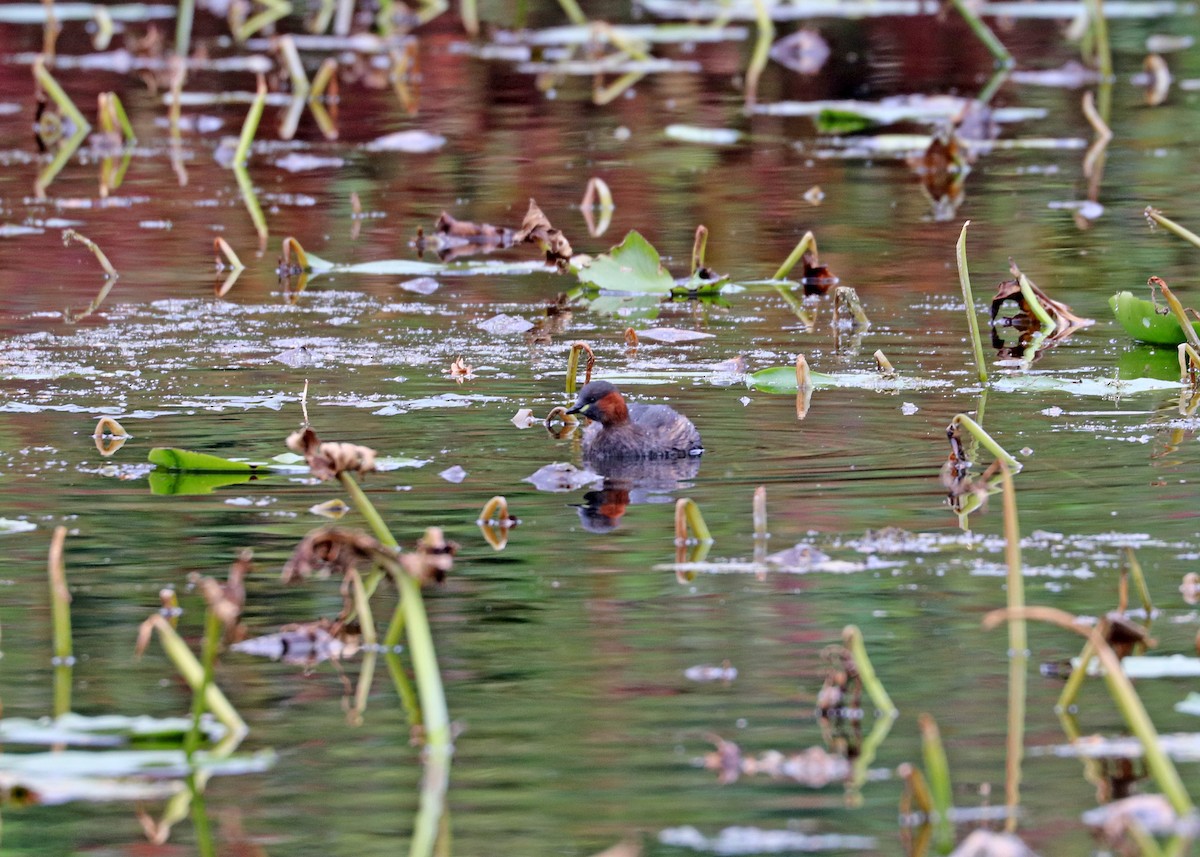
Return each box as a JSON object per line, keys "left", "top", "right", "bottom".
{"left": 148, "top": 448, "right": 272, "bottom": 472}
{"left": 1110, "top": 290, "right": 1200, "bottom": 346}
{"left": 576, "top": 231, "right": 677, "bottom": 293}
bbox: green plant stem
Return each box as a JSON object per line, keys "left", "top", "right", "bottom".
{"left": 998, "top": 462, "right": 1026, "bottom": 833}
{"left": 950, "top": 413, "right": 1019, "bottom": 471}
{"left": 338, "top": 471, "right": 451, "bottom": 754}
{"left": 48, "top": 526, "right": 72, "bottom": 717}
{"left": 1155, "top": 278, "right": 1200, "bottom": 352}
{"left": 956, "top": 221, "right": 988, "bottom": 386}
{"left": 232, "top": 74, "right": 267, "bottom": 168}
{"left": 233, "top": 166, "right": 268, "bottom": 249}
{"left": 986, "top": 606, "right": 1195, "bottom": 816}
{"left": 1125, "top": 547, "right": 1153, "bottom": 614}
{"left": 146, "top": 617, "right": 246, "bottom": 738}
{"left": 1146, "top": 208, "right": 1200, "bottom": 251}
{"left": 185, "top": 609, "right": 222, "bottom": 757}
{"left": 175, "top": 0, "right": 195, "bottom": 58}
{"left": 1083, "top": 0, "right": 1112, "bottom": 80}
{"left": 744, "top": 0, "right": 773, "bottom": 110}
{"left": 948, "top": 0, "right": 1012, "bottom": 65}
{"left": 843, "top": 625, "right": 896, "bottom": 717}
{"left": 33, "top": 56, "right": 89, "bottom": 133}
{"left": 772, "top": 231, "right": 816, "bottom": 281}
{"left": 676, "top": 498, "right": 713, "bottom": 543}
{"left": 1015, "top": 272, "right": 1054, "bottom": 330}
{"left": 188, "top": 771, "right": 216, "bottom": 857}
{"left": 555, "top": 0, "right": 587, "bottom": 25}
{"left": 1057, "top": 639, "right": 1094, "bottom": 712}
{"left": 918, "top": 713, "right": 954, "bottom": 850}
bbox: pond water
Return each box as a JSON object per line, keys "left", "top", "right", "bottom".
{"left": 2, "top": 2, "right": 1200, "bottom": 855}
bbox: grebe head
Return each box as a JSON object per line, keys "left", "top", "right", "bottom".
{"left": 566, "top": 380, "right": 629, "bottom": 426}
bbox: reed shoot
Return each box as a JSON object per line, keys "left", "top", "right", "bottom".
{"left": 232, "top": 74, "right": 267, "bottom": 167}
{"left": 956, "top": 221, "right": 988, "bottom": 385}
{"left": 48, "top": 526, "right": 72, "bottom": 716}
{"left": 63, "top": 229, "right": 118, "bottom": 279}
{"left": 843, "top": 625, "right": 896, "bottom": 717}
{"left": 565, "top": 341, "right": 595, "bottom": 396}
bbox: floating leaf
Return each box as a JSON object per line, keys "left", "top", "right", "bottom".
{"left": 148, "top": 448, "right": 271, "bottom": 472}
{"left": 1110, "top": 290, "right": 1200, "bottom": 346}
{"left": 576, "top": 231, "right": 677, "bottom": 293}
{"left": 745, "top": 366, "right": 948, "bottom": 393}
{"left": 0, "top": 518, "right": 37, "bottom": 535}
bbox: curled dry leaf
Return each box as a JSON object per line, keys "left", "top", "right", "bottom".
{"left": 990, "top": 265, "right": 1094, "bottom": 361}
{"left": 513, "top": 198, "right": 573, "bottom": 265}
{"left": 194, "top": 548, "right": 251, "bottom": 637}
{"left": 281, "top": 527, "right": 394, "bottom": 584}
{"left": 399, "top": 526, "right": 458, "bottom": 585}
{"left": 286, "top": 427, "right": 376, "bottom": 481}
{"left": 511, "top": 408, "right": 539, "bottom": 429}
{"left": 435, "top": 211, "right": 515, "bottom": 243}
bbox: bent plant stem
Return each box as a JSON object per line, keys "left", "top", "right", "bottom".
{"left": 33, "top": 56, "right": 89, "bottom": 133}
{"left": 843, "top": 625, "right": 896, "bottom": 717}
{"left": 234, "top": 166, "right": 268, "bottom": 250}
{"left": 674, "top": 498, "right": 713, "bottom": 544}
{"left": 985, "top": 606, "right": 1194, "bottom": 816}
{"left": 950, "top": 414, "right": 1019, "bottom": 471}
{"left": 565, "top": 341, "right": 594, "bottom": 396}
{"left": 1146, "top": 208, "right": 1200, "bottom": 251}
{"left": 141, "top": 615, "right": 246, "bottom": 738}
{"left": 956, "top": 221, "right": 988, "bottom": 386}
{"left": 773, "top": 230, "right": 817, "bottom": 280}
{"left": 48, "top": 526, "right": 72, "bottom": 717}
{"left": 63, "top": 229, "right": 118, "bottom": 279}
{"left": 1012, "top": 268, "right": 1054, "bottom": 331}
{"left": 1152, "top": 277, "right": 1200, "bottom": 352}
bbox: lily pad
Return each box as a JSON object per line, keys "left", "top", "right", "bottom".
{"left": 1110, "top": 290, "right": 1200, "bottom": 346}
{"left": 576, "top": 231, "right": 677, "bottom": 293}
{"left": 148, "top": 448, "right": 274, "bottom": 472}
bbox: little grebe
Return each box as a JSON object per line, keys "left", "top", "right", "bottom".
{"left": 566, "top": 380, "right": 703, "bottom": 460}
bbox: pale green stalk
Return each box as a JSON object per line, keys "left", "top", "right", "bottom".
{"left": 998, "top": 462, "right": 1026, "bottom": 832}
{"left": 232, "top": 75, "right": 267, "bottom": 167}
{"left": 1015, "top": 272, "right": 1054, "bottom": 330}
{"left": 175, "top": 0, "right": 194, "bottom": 58}
{"left": 918, "top": 714, "right": 954, "bottom": 849}
{"left": 986, "top": 606, "right": 1195, "bottom": 815}
{"left": 48, "top": 526, "right": 72, "bottom": 717}
{"left": 744, "top": 0, "right": 773, "bottom": 110}
{"left": 33, "top": 56, "right": 89, "bottom": 133}
{"left": 772, "top": 231, "right": 816, "bottom": 280}
{"left": 1146, "top": 208, "right": 1200, "bottom": 251}
{"left": 843, "top": 625, "right": 896, "bottom": 716}
{"left": 144, "top": 616, "right": 246, "bottom": 737}
{"left": 950, "top": 414, "right": 1019, "bottom": 471}
{"left": 956, "top": 221, "right": 988, "bottom": 385}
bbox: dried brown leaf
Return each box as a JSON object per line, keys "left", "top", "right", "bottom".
{"left": 286, "top": 427, "right": 376, "bottom": 481}
{"left": 398, "top": 526, "right": 457, "bottom": 586}
{"left": 282, "top": 527, "right": 394, "bottom": 584}
{"left": 513, "top": 198, "right": 573, "bottom": 264}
